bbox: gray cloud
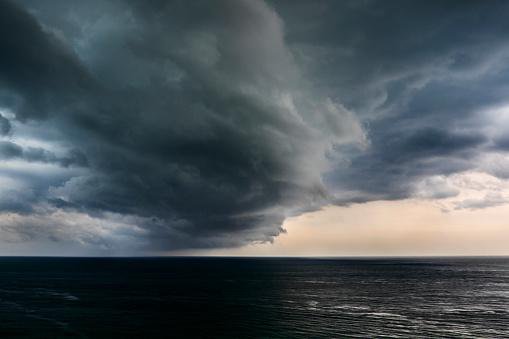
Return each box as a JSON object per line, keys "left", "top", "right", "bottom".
{"left": 414, "top": 176, "right": 460, "bottom": 200}
{"left": 0, "top": 0, "right": 94, "bottom": 121}
{"left": 0, "top": 141, "right": 87, "bottom": 167}
{"left": 273, "top": 0, "right": 509, "bottom": 204}
{"left": 2, "top": 0, "right": 509, "bottom": 253}
{"left": 0, "top": 141, "right": 22, "bottom": 158}
{"left": 0, "top": 0, "right": 364, "bottom": 251}
{"left": 0, "top": 114, "right": 10, "bottom": 135}
{"left": 454, "top": 193, "right": 509, "bottom": 210}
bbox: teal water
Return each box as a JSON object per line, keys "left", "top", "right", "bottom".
{"left": 0, "top": 257, "right": 507, "bottom": 338}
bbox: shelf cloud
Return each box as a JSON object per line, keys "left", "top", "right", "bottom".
{"left": 1, "top": 0, "right": 509, "bottom": 254}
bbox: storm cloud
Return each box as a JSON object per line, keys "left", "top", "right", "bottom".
{"left": 1, "top": 0, "right": 509, "bottom": 254}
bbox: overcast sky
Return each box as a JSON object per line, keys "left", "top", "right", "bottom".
{"left": 1, "top": 0, "right": 509, "bottom": 255}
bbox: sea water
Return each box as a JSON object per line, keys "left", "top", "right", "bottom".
{"left": 0, "top": 257, "right": 507, "bottom": 338}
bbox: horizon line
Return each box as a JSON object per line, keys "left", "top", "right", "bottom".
{"left": 0, "top": 254, "right": 507, "bottom": 259}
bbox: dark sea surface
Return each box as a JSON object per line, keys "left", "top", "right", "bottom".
{"left": 0, "top": 257, "right": 507, "bottom": 338}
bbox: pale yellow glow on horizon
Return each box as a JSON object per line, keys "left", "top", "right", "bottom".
{"left": 190, "top": 198, "right": 509, "bottom": 257}
{"left": 183, "top": 171, "right": 509, "bottom": 257}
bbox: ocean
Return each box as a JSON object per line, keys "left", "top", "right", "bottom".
{"left": 0, "top": 257, "right": 507, "bottom": 338}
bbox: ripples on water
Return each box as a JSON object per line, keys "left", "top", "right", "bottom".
{"left": 0, "top": 257, "right": 507, "bottom": 338}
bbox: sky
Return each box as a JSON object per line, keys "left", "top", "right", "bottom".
{"left": 0, "top": 0, "right": 509, "bottom": 256}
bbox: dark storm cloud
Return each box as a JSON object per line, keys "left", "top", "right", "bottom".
{"left": 381, "top": 128, "right": 486, "bottom": 163}
{"left": 327, "top": 127, "right": 485, "bottom": 203}
{"left": 2, "top": 0, "right": 509, "bottom": 252}
{"left": 0, "top": 141, "right": 87, "bottom": 167}
{"left": 0, "top": 114, "right": 10, "bottom": 135}
{"left": 1, "top": 0, "right": 364, "bottom": 251}
{"left": 0, "top": 0, "right": 94, "bottom": 121}
{"left": 272, "top": 0, "right": 509, "bottom": 111}
{"left": 271, "top": 0, "right": 509, "bottom": 202}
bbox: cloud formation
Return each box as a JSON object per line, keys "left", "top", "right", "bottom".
{"left": 1, "top": 0, "right": 509, "bottom": 254}
{"left": 0, "top": 0, "right": 364, "bottom": 252}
